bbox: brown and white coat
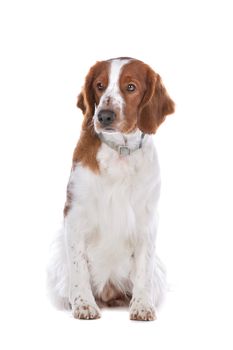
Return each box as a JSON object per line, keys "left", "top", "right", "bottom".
{"left": 48, "top": 57, "right": 175, "bottom": 321}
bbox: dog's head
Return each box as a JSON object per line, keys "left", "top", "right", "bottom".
{"left": 77, "top": 57, "right": 175, "bottom": 134}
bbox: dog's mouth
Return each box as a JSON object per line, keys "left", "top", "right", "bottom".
{"left": 102, "top": 127, "right": 118, "bottom": 133}
{"left": 94, "top": 123, "right": 119, "bottom": 134}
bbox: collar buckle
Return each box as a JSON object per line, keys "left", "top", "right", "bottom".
{"left": 118, "top": 145, "right": 131, "bottom": 157}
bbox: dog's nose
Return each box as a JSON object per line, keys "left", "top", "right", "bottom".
{"left": 97, "top": 110, "right": 116, "bottom": 127}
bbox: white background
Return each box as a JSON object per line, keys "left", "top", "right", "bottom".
{"left": 0, "top": 0, "right": 233, "bottom": 349}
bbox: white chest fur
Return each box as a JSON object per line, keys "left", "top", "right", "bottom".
{"left": 66, "top": 134, "right": 161, "bottom": 295}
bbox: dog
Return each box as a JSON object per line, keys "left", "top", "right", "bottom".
{"left": 47, "top": 57, "right": 175, "bottom": 321}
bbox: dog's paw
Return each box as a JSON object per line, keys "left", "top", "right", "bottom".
{"left": 129, "top": 298, "right": 156, "bottom": 321}
{"left": 72, "top": 298, "right": 101, "bottom": 320}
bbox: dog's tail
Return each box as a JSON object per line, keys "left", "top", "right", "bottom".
{"left": 47, "top": 228, "right": 70, "bottom": 310}
{"left": 153, "top": 254, "right": 168, "bottom": 307}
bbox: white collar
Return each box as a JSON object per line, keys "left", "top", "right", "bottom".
{"left": 98, "top": 132, "right": 145, "bottom": 157}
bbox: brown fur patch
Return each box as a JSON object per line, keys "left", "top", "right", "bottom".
{"left": 72, "top": 129, "right": 101, "bottom": 173}
{"left": 119, "top": 60, "right": 149, "bottom": 133}
{"left": 120, "top": 60, "right": 175, "bottom": 134}
{"left": 63, "top": 186, "right": 72, "bottom": 216}
{"left": 137, "top": 69, "right": 175, "bottom": 134}
{"left": 73, "top": 61, "right": 110, "bottom": 173}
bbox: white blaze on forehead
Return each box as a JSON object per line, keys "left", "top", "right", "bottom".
{"left": 108, "top": 59, "right": 130, "bottom": 92}
{"left": 99, "top": 59, "right": 131, "bottom": 110}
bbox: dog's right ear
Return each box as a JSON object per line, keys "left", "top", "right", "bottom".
{"left": 77, "top": 92, "right": 86, "bottom": 114}
{"left": 76, "top": 79, "right": 96, "bottom": 129}
{"left": 76, "top": 80, "right": 95, "bottom": 129}
{"left": 77, "top": 63, "right": 98, "bottom": 118}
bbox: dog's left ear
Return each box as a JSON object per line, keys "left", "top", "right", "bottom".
{"left": 138, "top": 69, "right": 175, "bottom": 134}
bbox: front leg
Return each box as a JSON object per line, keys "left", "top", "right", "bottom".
{"left": 65, "top": 220, "right": 100, "bottom": 320}
{"left": 130, "top": 233, "right": 156, "bottom": 321}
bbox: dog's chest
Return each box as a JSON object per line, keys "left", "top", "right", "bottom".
{"left": 71, "top": 143, "right": 159, "bottom": 239}
{"left": 70, "top": 144, "right": 159, "bottom": 289}
{"left": 95, "top": 150, "right": 151, "bottom": 231}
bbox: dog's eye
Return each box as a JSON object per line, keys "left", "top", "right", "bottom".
{"left": 127, "top": 83, "right": 136, "bottom": 92}
{"left": 96, "top": 82, "right": 105, "bottom": 91}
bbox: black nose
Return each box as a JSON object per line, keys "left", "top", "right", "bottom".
{"left": 97, "top": 109, "right": 116, "bottom": 126}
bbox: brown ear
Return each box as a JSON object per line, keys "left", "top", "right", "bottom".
{"left": 138, "top": 70, "right": 175, "bottom": 134}
{"left": 76, "top": 67, "right": 96, "bottom": 130}
{"left": 77, "top": 92, "right": 86, "bottom": 114}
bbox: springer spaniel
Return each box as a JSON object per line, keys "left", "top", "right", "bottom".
{"left": 48, "top": 57, "right": 175, "bottom": 321}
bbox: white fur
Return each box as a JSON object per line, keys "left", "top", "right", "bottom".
{"left": 47, "top": 131, "right": 166, "bottom": 319}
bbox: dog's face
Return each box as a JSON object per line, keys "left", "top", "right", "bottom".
{"left": 77, "top": 58, "right": 175, "bottom": 134}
